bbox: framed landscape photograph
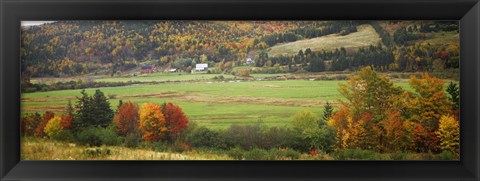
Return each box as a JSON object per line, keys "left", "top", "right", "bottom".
{"left": 1, "top": 0, "right": 479, "bottom": 180}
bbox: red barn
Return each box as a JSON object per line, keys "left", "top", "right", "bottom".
{"left": 141, "top": 65, "right": 156, "bottom": 74}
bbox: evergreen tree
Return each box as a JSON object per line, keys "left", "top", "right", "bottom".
{"left": 73, "top": 90, "right": 94, "bottom": 131}
{"left": 322, "top": 101, "right": 334, "bottom": 122}
{"left": 446, "top": 82, "right": 460, "bottom": 110}
{"left": 73, "top": 89, "right": 114, "bottom": 130}
{"left": 307, "top": 57, "right": 325, "bottom": 72}
{"left": 117, "top": 99, "right": 123, "bottom": 113}
{"left": 66, "top": 100, "right": 74, "bottom": 115}
{"left": 92, "top": 89, "right": 114, "bottom": 128}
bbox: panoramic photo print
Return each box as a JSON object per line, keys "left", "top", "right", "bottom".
{"left": 20, "top": 20, "right": 460, "bottom": 160}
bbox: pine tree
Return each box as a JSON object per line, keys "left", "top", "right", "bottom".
{"left": 446, "top": 82, "right": 459, "bottom": 110}
{"left": 73, "top": 90, "right": 94, "bottom": 131}
{"left": 66, "top": 100, "right": 74, "bottom": 115}
{"left": 92, "top": 89, "right": 114, "bottom": 128}
{"left": 322, "top": 101, "right": 334, "bottom": 122}
{"left": 73, "top": 89, "right": 114, "bottom": 130}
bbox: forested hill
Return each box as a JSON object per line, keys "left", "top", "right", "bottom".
{"left": 21, "top": 20, "right": 458, "bottom": 77}
{"left": 20, "top": 21, "right": 360, "bottom": 77}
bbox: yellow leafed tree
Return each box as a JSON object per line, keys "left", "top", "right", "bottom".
{"left": 436, "top": 115, "right": 459, "bottom": 154}
{"left": 44, "top": 116, "right": 62, "bottom": 138}
{"left": 138, "top": 103, "right": 167, "bottom": 141}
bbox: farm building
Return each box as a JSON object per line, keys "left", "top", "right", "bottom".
{"left": 140, "top": 65, "right": 156, "bottom": 74}
{"left": 195, "top": 64, "right": 208, "bottom": 71}
{"left": 246, "top": 57, "right": 255, "bottom": 64}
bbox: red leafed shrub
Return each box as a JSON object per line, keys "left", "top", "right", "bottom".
{"left": 21, "top": 113, "right": 42, "bottom": 136}
{"left": 60, "top": 114, "right": 73, "bottom": 129}
{"left": 162, "top": 102, "right": 189, "bottom": 143}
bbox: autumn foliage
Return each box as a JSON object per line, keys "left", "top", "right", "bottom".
{"left": 60, "top": 114, "right": 73, "bottom": 129}
{"left": 114, "top": 101, "right": 140, "bottom": 136}
{"left": 21, "top": 113, "right": 42, "bottom": 136}
{"left": 329, "top": 67, "right": 458, "bottom": 153}
{"left": 34, "top": 111, "right": 55, "bottom": 138}
{"left": 162, "top": 102, "right": 189, "bottom": 143}
{"left": 44, "top": 116, "right": 63, "bottom": 138}
{"left": 138, "top": 103, "right": 167, "bottom": 141}
{"left": 436, "top": 115, "right": 459, "bottom": 154}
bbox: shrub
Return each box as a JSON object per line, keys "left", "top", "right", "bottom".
{"left": 437, "top": 150, "right": 456, "bottom": 160}
{"left": 335, "top": 149, "right": 379, "bottom": 160}
{"left": 185, "top": 127, "right": 225, "bottom": 149}
{"left": 83, "top": 148, "right": 112, "bottom": 157}
{"left": 77, "top": 127, "right": 103, "bottom": 146}
{"left": 171, "top": 142, "right": 189, "bottom": 153}
{"left": 223, "top": 123, "right": 264, "bottom": 150}
{"left": 262, "top": 127, "right": 302, "bottom": 150}
{"left": 44, "top": 116, "right": 63, "bottom": 138}
{"left": 267, "top": 148, "right": 301, "bottom": 160}
{"left": 34, "top": 111, "right": 55, "bottom": 138}
{"left": 21, "top": 113, "right": 42, "bottom": 136}
{"left": 76, "top": 126, "right": 122, "bottom": 146}
{"left": 283, "top": 149, "right": 301, "bottom": 160}
{"left": 124, "top": 133, "right": 142, "bottom": 148}
{"left": 152, "top": 141, "right": 170, "bottom": 152}
{"left": 227, "top": 147, "right": 244, "bottom": 160}
{"left": 236, "top": 69, "right": 250, "bottom": 77}
{"left": 51, "top": 129, "right": 75, "bottom": 142}
{"left": 389, "top": 152, "right": 409, "bottom": 160}
{"left": 244, "top": 148, "right": 269, "bottom": 160}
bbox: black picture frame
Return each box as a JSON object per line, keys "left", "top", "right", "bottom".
{"left": 1, "top": 0, "right": 479, "bottom": 180}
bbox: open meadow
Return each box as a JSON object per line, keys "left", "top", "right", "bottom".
{"left": 23, "top": 73, "right": 415, "bottom": 130}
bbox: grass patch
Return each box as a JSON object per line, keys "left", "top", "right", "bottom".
{"left": 268, "top": 24, "right": 381, "bottom": 57}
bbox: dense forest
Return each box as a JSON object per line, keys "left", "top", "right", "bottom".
{"left": 21, "top": 20, "right": 459, "bottom": 78}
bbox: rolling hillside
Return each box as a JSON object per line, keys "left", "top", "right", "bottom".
{"left": 268, "top": 24, "right": 381, "bottom": 56}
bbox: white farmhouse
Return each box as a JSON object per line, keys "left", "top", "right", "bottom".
{"left": 246, "top": 58, "right": 255, "bottom": 65}
{"left": 195, "top": 64, "right": 208, "bottom": 71}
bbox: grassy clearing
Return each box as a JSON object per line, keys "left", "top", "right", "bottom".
{"left": 21, "top": 79, "right": 413, "bottom": 129}
{"left": 21, "top": 137, "right": 231, "bottom": 160}
{"left": 268, "top": 24, "right": 381, "bottom": 57}
{"left": 31, "top": 72, "right": 288, "bottom": 85}
{"left": 419, "top": 31, "right": 459, "bottom": 46}
{"left": 22, "top": 137, "right": 454, "bottom": 160}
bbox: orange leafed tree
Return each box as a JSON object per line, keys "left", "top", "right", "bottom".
{"left": 162, "top": 102, "right": 189, "bottom": 143}
{"left": 408, "top": 73, "right": 451, "bottom": 131}
{"left": 381, "top": 111, "right": 406, "bottom": 151}
{"left": 327, "top": 107, "right": 351, "bottom": 150}
{"left": 138, "top": 103, "right": 167, "bottom": 141}
{"left": 34, "top": 111, "right": 55, "bottom": 138}
{"left": 407, "top": 73, "right": 450, "bottom": 152}
{"left": 114, "top": 101, "right": 140, "bottom": 136}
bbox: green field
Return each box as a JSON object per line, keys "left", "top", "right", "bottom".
{"left": 22, "top": 77, "right": 412, "bottom": 130}
{"left": 268, "top": 24, "right": 381, "bottom": 57}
